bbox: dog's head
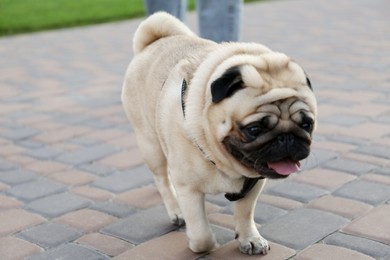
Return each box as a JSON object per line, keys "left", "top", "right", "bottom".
{"left": 187, "top": 48, "right": 316, "bottom": 179}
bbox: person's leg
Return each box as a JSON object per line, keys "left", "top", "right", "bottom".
{"left": 144, "top": 0, "right": 187, "bottom": 20}
{"left": 196, "top": 0, "right": 242, "bottom": 42}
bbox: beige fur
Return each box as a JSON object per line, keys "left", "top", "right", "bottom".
{"left": 122, "top": 12, "right": 316, "bottom": 255}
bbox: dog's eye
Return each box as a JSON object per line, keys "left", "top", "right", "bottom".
{"left": 243, "top": 123, "right": 262, "bottom": 141}
{"left": 300, "top": 119, "right": 314, "bottom": 133}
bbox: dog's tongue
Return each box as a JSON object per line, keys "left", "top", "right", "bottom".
{"left": 267, "top": 160, "right": 300, "bottom": 176}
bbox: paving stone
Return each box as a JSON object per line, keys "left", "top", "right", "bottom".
{"left": 7, "top": 179, "right": 66, "bottom": 201}
{"left": 90, "top": 201, "right": 137, "bottom": 218}
{"left": 69, "top": 137, "right": 100, "bottom": 146}
{"left": 324, "top": 158, "right": 377, "bottom": 176}
{"left": 55, "top": 144, "right": 120, "bottom": 165}
{"left": 297, "top": 244, "right": 374, "bottom": 260}
{"left": 207, "top": 240, "right": 296, "bottom": 260}
{"left": 0, "top": 209, "right": 46, "bottom": 236}
{"left": 0, "top": 237, "right": 43, "bottom": 260}
{"left": 92, "top": 165, "right": 154, "bottom": 193}
{"left": 208, "top": 213, "right": 235, "bottom": 230}
{"left": 258, "top": 194, "right": 303, "bottom": 210}
{"left": 0, "top": 143, "right": 26, "bottom": 156}
{"left": 264, "top": 181, "right": 329, "bottom": 203}
{"left": 0, "top": 127, "right": 41, "bottom": 141}
{"left": 300, "top": 148, "right": 339, "bottom": 170}
{"left": 0, "top": 158, "right": 18, "bottom": 171}
{"left": 112, "top": 231, "right": 201, "bottom": 260}
{"left": 324, "top": 232, "right": 390, "bottom": 259}
{"left": 55, "top": 208, "right": 117, "bottom": 232}
{"left": 333, "top": 180, "right": 390, "bottom": 205}
{"left": 291, "top": 168, "right": 356, "bottom": 190}
{"left": 205, "top": 193, "right": 231, "bottom": 207}
{"left": 24, "top": 160, "right": 69, "bottom": 176}
{"left": 307, "top": 195, "right": 373, "bottom": 219}
{"left": 71, "top": 186, "right": 113, "bottom": 201}
{"left": 98, "top": 149, "right": 144, "bottom": 169}
{"left": 224, "top": 202, "right": 287, "bottom": 225}
{"left": 76, "top": 233, "right": 134, "bottom": 257}
{"left": 48, "top": 169, "right": 96, "bottom": 186}
{"left": 210, "top": 224, "right": 235, "bottom": 246}
{"left": 260, "top": 208, "right": 349, "bottom": 250}
{"left": 102, "top": 205, "right": 178, "bottom": 244}
{"left": 27, "top": 243, "right": 110, "bottom": 260}
{"left": 77, "top": 163, "right": 116, "bottom": 177}
{"left": 24, "top": 147, "right": 63, "bottom": 160}
{"left": 377, "top": 167, "right": 390, "bottom": 176}
{"left": 362, "top": 173, "right": 390, "bottom": 185}
{"left": 16, "top": 140, "right": 46, "bottom": 149}
{"left": 356, "top": 145, "right": 390, "bottom": 159}
{"left": 17, "top": 223, "right": 82, "bottom": 249}
{"left": 6, "top": 154, "right": 37, "bottom": 166}
{"left": 27, "top": 193, "right": 91, "bottom": 218}
{"left": 0, "top": 194, "right": 23, "bottom": 209}
{"left": 342, "top": 204, "right": 390, "bottom": 245}
{"left": 114, "top": 185, "right": 162, "bottom": 209}
{"left": 0, "top": 169, "right": 38, "bottom": 185}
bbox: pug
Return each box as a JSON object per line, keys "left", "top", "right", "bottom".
{"left": 122, "top": 12, "right": 316, "bottom": 255}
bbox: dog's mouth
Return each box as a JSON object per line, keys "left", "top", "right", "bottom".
{"left": 267, "top": 160, "right": 301, "bottom": 176}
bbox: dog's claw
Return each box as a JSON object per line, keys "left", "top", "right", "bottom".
{"left": 171, "top": 214, "right": 185, "bottom": 227}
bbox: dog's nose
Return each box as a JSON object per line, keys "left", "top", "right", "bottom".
{"left": 277, "top": 134, "right": 295, "bottom": 145}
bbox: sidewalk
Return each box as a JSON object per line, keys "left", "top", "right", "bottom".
{"left": 0, "top": 0, "right": 389, "bottom": 259}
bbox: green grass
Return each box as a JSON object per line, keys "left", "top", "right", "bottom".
{"left": 0, "top": 0, "right": 260, "bottom": 37}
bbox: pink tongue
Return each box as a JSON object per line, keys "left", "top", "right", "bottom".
{"left": 267, "top": 160, "right": 300, "bottom": 176}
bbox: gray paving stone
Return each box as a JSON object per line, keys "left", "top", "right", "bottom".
{"left": 81, "top": 119, "right": 114, "bottom": 129}
{"left": 102, "top": 205, "right": 177, "bottom": 244}
{"left": 27, "top": 243, "right": 109, "bottom": 260}
{"left": 324, "top": 158, "right": 377, "bottom": 176}
{"left": 16, "top": 140, "right": 46, "bottom": 149}
{"left": 0, "top": 169, "right": 38, "bottom": 185}
{"left": 92, "top": 165, "right": 154, "bottom": 193}
{"left": 7, "top": 179, "right": 66, "bottom": 201}
{"left": 376, "top": 167, "right": 390, "bottom": 176}
{"left": 320, "top": 114, "right": 368, "bottom": 126}
{"left": 356, "top": 145, "right": 390, "bottom": 159}
{"left": 27, "top": 193, "right": 91, "bottom": 218}
{"left": 211, "top": 224, "right": 235, "bottom": 246}
{"left": 300, "top": 148, "right": 339, "bottom": 170}
{"left": 78, "top": 163, "right": 116, "bottom": 177}
{"left": 206, "top": 193, "right": 231, "bottom": 207}
{"left": 260, "top": 208, "right": 349, "bottom": 250}
{"left": 264, "top": 181, "right": 329, "bottom": 203}
{"left": 17, "top": 223, "right": 82, "bottom": 249}
{"left": 223, "top": 202, "right": 287, "bottom": 225}
{"left": 25, "top": 147, "right": 63, "bottom": 160}
{"left": 69, "top": 137, "right": 100, "bottom": 146}
{"left": 56, "top": 113, "right": 92, "bottom": 124}
{"left": 323, "top": 232, "right": 390, "bottom": 259}
{"left": 90, "top": 201, "right": 137, "bottom": 218}
{"left": 328, "top": 135, "right": 370, "bottom": 146}
{"left": 0, "top": 158, "right": 18, "bottom": 171}
{"left": 333, "top": 180, "right": 390, "bottom": 205}
{"left": 55, "top": 144, "right": 120, "bottom": 165}
{"left": 0, "top": 127, "right": 41, "bottom": 141}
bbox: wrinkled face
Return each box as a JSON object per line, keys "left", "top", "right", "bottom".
{"left": 209, "top": 60, "right": 316, "bottom": 179}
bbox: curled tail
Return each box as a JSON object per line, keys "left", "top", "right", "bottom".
{"left": 133, "top": 12, "right": 195, "bottom": 54}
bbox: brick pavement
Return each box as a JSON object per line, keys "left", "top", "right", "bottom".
{"left": 0, "top": 0, "right": 389, "bottom": 259}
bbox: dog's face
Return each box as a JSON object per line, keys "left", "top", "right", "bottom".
{"left": 205, "top": 53, "right": 316, "bottom": 179}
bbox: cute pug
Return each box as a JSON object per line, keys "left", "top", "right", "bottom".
{"left": 122, "top": 12, "right": 316, "bottom": 255}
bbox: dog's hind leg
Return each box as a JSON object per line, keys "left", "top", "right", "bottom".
{"left": 133, "top": 132, "right": 184, "bottom": 226}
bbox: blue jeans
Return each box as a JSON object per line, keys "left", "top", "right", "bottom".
{"left": 144, "top": 0, "right": 242, "bottom": 42}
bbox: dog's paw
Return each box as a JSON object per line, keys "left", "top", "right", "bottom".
{"left": 238, "top": 235, "right": 270, "bottom": 255}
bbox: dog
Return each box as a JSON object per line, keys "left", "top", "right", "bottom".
{"left": 122, "top": 12, "right": 316, "bottom": 255}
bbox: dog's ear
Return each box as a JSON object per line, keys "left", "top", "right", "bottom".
{"left": 211, "top": 66, "right": 244, "bottom": 103}
{"left": 306, "top": 76, "right": 312, "bottom": 90}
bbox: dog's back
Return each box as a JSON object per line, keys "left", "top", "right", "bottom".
{"left": 133, "top": 12, "right": 195, "bottom": 54}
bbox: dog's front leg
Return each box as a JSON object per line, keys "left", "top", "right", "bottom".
{"left": 175, "top": 185, "right": 218, "bottom": 253}
{"left": 234, "top": 179, "right": 270, "bottom": 255}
